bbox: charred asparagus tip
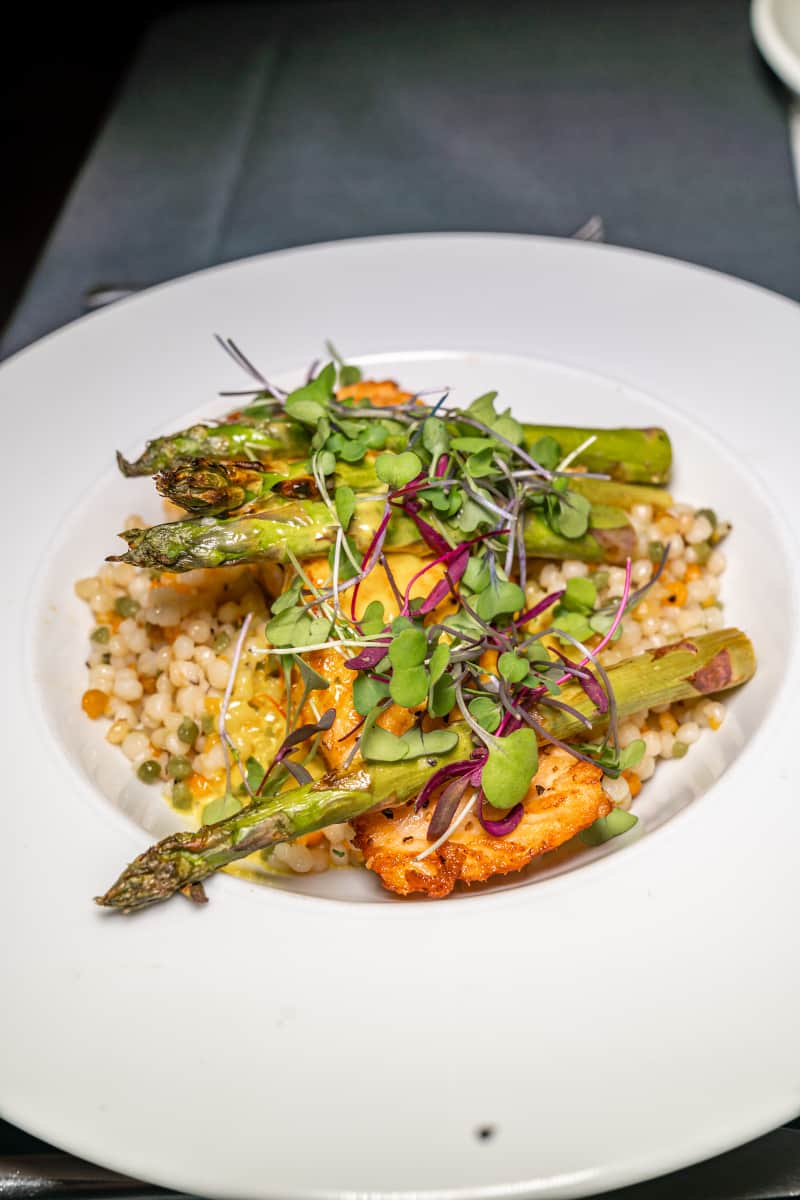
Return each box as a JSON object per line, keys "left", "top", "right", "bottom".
{"left": 115, "top": 450, "right": 136, "bottom": 477}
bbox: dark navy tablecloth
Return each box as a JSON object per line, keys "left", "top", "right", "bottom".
{"left": 2, "top": 0, "right": 799, "bottom": 358}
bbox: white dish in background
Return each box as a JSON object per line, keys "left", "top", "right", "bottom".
{"left": 2, "top": 234, "right": 799, "bottom": 1199}
{"left": 752, "top": 0, "right": 800, "bottom": 94}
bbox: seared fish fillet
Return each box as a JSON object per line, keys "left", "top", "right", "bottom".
{"left": 354, "top": 747, "right": 610, "bottom": 897}
{"left": 303, "top": 647, "right": 415, "bottom": 771}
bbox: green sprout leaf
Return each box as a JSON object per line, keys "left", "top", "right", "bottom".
{"left": 353, "top": 673, "right": 391, "bottom": 716}
{"left": 363, "top": 423, "right": 388, "bottom": 450}
{"left": 375, "top": 451, "right": 423, "bottom": 488}
{"left": 397, "top": 727, "right": 460, "bottom": 759}
{"left": 338, "top": 418, "right": 367, "bottom": 439}
{"left": 334, "top": 485, "right": 356, "bottom": 531}
{"left": 389, "top": 627, "right": 427, "bottom": 668}
{"left": 360, "top": 600, "right": 386, "bottom": 636}
{"left": 244, "top": 757, "right": 265, "bottom": 794}
{"left": 360, "top": 726, "right": 408, "bottom": 762}
{"left": 390, "top": 666, "right": 429, "bottom": 708}
{"left": 420, "top": 485, "right": 452, "bottom": 513}
{"left": 588, "top": 610, "right": 621, "bottom": 638}
{"left": 340, "top": 363, "right": 362, "bottom": 386}
{"left": 580, "top": 808, "right": 638, "bottom": 846}
{"left": 491, "top": 411, "right": 523, "bottom": 445}
{"left": 422, "top": 416, "right": 450, "bottom": 471}
{"left": 325, "top": 341, "right": 362, "bottom": 385}
{"left": 462, "top": 555, "right": 490, "bottom": 592}
{"left": 481, "top": 728, "right": 538, "bottom": 809}
{"left": 295, "top": 657, "right": 329, "bottom": 693}
{"left": 428, "top": 675, "right": 456, "bottom": 717}
{"left": 270, "top": 577, "right": 303, "bottom": 615}
{"left": 444, "top": 608, "right": 485, "bottom": 640}
{"left": 465, "top": 391, "right": 498, "bottom": 422}
{"left": 551, "top": 490, "right": 592, "bottom": 539}
{"left": 310, "top": 416, "right": 331, "bottom": 452}
{"left": 391, "top": 615, "right": 415, "bottom": 634}
{"left": 466, "top": 447, "right": 496, "bottom": 478}
{"left": 202, "top": 791, "right": 243, "bottom": 825}
{"left": 528, "top": 435, "right": 561, "bottom": 470}
{"left": 265, "top": 608, "right": 332, "bottom": 648}
{"left": 339, "top": 439, "right": 367, "bottom": 463}
{"left": 475, "top": 580, "right": 525, "bottom": 621}
{"left": 551, "top": 610, "right": 593, "bottom": 644}
{"left": 455, "top": 493, "right": 492, "bottom": 533}
{"left": 428, "top": 642, "right": 450, "bottom": 684}
{"left": 359, "top": 707, "right": 408, "bottom": 762}
{"left": 498, "top": 652, "right": 529, "bottom": 683}
{"left": 285, "top": 397, "right": 328, "bottom": 425}
{"left": 468, "top": 695, "right": 502, "bottom": 733}
{"left": 581, "top": 738, "right": 645, "bottom": 775}
{"left": 619, "top": 739, "right": 646, "bottom": 771}
{"left": 562, "top": 576, "right": 597, "bottom": 613}
{"left": 451, "top": 435, "right": 495, "bottom": 454}
{"left": 283, "top": 364, "right": 336, "bottom": 424}
{"left": 316, "top": 450, "right": 336, "bottom": 476}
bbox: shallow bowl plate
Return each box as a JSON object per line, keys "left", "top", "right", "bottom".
{"left": 2, "top": 234, "right": 799, "bottom": 1199}
{"left": 752, "top": 0, "right": 800, "bottom": 94}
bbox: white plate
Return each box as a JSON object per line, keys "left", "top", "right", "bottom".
{"left": 752, "top": 0, "right": 800, "bottom": 94}
{"left": 2, "top": 234, "right": 800, "bottom": 1199}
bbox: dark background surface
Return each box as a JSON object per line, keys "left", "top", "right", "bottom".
{"left": 1, "top": 0, "right": 799, "bottom": 1192}
{"left": 0, "top": 1, "right": 185, "bottom": 331}
{"left": 3, "top": 0, "right": 800, "bottom": 355}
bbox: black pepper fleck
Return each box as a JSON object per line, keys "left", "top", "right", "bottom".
{"left": 381, "top": 809, "right": 394, "bottom": 819}
{"left": 426, "top": 757, "right": 438, "bottom": 766}
{"left": 402, "top": 835, "right": 413, "bottom": 844}
{"left": 536, "top": 785, "right": 546, "bottom": 796}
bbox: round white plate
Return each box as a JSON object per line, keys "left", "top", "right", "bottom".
{"left": 752, "top": 0, "right": 800, "bottom": 94}
{"left": 2, "top": 234, "right": 799, "bottom": 1199}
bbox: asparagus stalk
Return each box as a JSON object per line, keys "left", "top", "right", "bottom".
{"left": 119, "top": 417, "right": 672, "bottom": 483}
{"left": 523, "top": 424, "right": 672, "bottom": 484}
{"left": 116, "top": 421, "right": 309, "bottom": 477}
{"left": 547, "top": 626, "right": 754, "bottom": 738}
{"left": 110, "top": 494, "right": 642, "bottom": 571}
{"left": 96, "top": 629, "right": 754, "bottom": 912}
{"left": 156, "top": 456, "right": 672, "bottom": 519}
{"left": 110, "top": 502, "right": 422, "bottom": 571}
{"left": 155, "top": 458, "right": 380, "bottom": 515}
{"left": 96, "top": 727, "right": 474, "bottom": 912}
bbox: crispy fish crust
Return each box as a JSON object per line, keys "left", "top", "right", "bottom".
{"left": 353, "top": 747, "right": 610, "bottom": 898}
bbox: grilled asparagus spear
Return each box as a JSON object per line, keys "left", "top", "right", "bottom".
{"left": 119, "top": 418, "right": 672, "bottom": 484}
{"left": 96, "top": 629, "right": 754, "bottom": 912}
{"left": 156, "top": 457, "right": 673, "bottom": 519}
{"left": 109, "top": 497, "right": 640, "bottom": 570}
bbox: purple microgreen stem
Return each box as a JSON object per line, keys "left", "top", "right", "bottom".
{"left": 477, "top": 793, "right": 524, "bottom": 837}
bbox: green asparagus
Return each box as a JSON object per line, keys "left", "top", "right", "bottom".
{"left": 119, "top": 417, "right": 672, "bottom": 483}
{"left": 116, "top": 421, "right": 309, "bottom": 477}
{"left": 109, "top": 496, "right": 642, "bottom": 570}
{"left": 96, "top": 629, "right": 754, "bottom": 912}
{"left": 156, "top": 456, "right": 673, "bottom": 519}
{"left": 522, "top": 424, "right": 671, "bottom": 484}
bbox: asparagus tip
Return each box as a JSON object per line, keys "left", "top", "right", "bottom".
{"left": 116, "top": 449, "right": 137, "bottom": 477}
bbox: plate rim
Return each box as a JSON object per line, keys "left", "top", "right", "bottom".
{"left": 752, "top": 0, "right": 800, "bottom": 95}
